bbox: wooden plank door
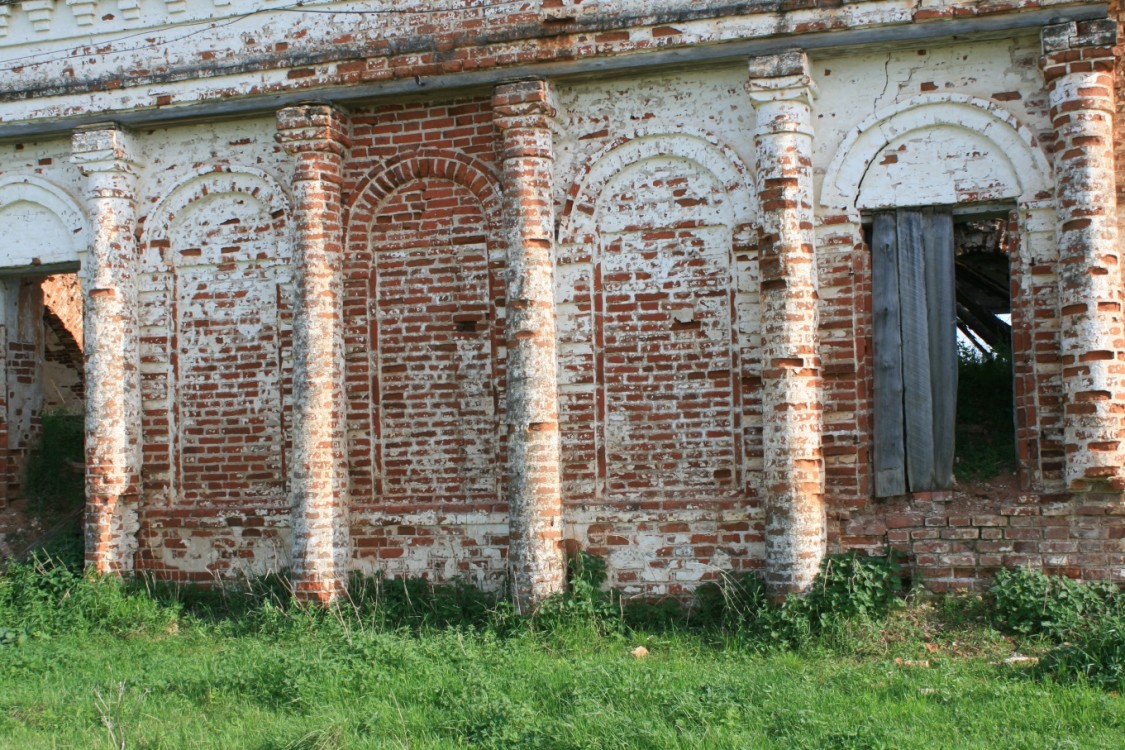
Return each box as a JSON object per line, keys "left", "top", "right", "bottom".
{"left": 872, "top": 207, "right": 956, "bottom": 496}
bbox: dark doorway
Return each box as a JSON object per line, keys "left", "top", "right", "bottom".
{"left": 952, "top": 217, "right": 1017, "bottom": 481}
{"left": 0, "top": 272, "right": 84, "bottom": 561}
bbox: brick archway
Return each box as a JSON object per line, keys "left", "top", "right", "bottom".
{"left": 346, "top": 150, "right": 502, "bottom": 234}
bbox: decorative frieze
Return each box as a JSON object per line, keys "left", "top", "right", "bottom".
{"left": 66, "top": 0, "right": 96, "bottom": 27}
{"left": 117, "top": 0, "right": 140, "bottom": 21}
{"left": 21, "top": 0, "right": 54, "bottom": 32}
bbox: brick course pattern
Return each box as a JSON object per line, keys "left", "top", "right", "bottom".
{"left": 0, "top": 1, "right": 1122, "bottom": 599}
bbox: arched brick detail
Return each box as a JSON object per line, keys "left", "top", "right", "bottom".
{"left": 558, "top": 130, "right": 757, "bottom": 246}
{"left": 346, "top": 150, "right": 502, "bottom": 234}
{"left": 144, "top": 164, "right": 291, "bottom": 244}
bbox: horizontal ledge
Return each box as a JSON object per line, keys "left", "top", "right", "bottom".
{"left": 0, "top": 260, "right": 80, "bottom": 276}
{"left": 0, "top": 3, "right": 1106, "bottom": 143}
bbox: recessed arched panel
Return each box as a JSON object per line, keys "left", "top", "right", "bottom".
{"left": 139, "top": 166, "right": 292, "bottom": 512}
{"left": 372, "top": 178, "right": 496, "bottom": 499}
{"left": 344, "top": 152, "right": 503, "bottom": 509}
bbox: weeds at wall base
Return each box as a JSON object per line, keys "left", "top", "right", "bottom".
{"left": 2, "top": 548, "right": 1122, "bottom": 692}
{"left": 990, "top": 566, "right": 1125, "bottom": 689}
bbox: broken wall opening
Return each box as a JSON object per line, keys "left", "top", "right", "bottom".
{"left": 0, "top": 271, "right": 84, "bottom": 512}
{"left": 953, "top": 215, "right": 1017, "bottom": 482}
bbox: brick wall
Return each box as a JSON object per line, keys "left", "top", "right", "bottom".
{"left": 344, "top": 98, "right": 510, "bottom": 585}
{"left": 3, "top": 10, "right": 1122, "bottom": 594}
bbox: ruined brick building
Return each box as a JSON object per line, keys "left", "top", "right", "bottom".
{"left": 0, "top": 0, "right": 1123, "bottom": 604}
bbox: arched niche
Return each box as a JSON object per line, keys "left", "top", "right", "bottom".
{"left": 343, "top": 150, "right": 504, "bottom": 510}
{"left": 0, "top": 177, "right": 87, "bottom": 270}
{"left": 556, "top": 131, "right": 758, "bottom": 503}
{"left": 139, "top": 164, "right": 293, "bottom": 511}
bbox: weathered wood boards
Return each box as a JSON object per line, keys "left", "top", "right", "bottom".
{"left": 872, "top": 208, "right": 956, "bottom": 496}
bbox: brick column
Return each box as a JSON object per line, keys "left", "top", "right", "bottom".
{"left": 1040, "top": 20, "right": 1125, "bottom": 491}
{"left": 276, "top": 104, "right": 350, "bottom": 602}
{"left": 746, "top": 52, "right": 826, "bottom": 596}
{"left": 72, "top": 125, "right": 142, "bottom": 574}
{"left": 493, "top": 80, "right": 566, "bottom": 608}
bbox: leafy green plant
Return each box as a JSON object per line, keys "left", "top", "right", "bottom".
{"left": 990, "top": 566, "right": 1120, "bottom": 640}
{"left": 534, "top": 552, "right": 621, "bottom": 632}
{"left": 991, "top": 566, "right": 1125, "bottom": 689}
{"left": 692, "top": 553, "right": 905, "bottom": 647}
{"left": 692, "top": 569, "right": 771, "bottom": 632}
{"left": 0, "top": 625, "right": 27, "bottom": 647}
{"left": 803, "top": 551, "right": 904, "bottom": 623}
{"left": 0, "top": 552, "right": 178, "bottom": 637}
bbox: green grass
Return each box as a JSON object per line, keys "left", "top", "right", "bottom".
{"left": 1, "top": 620, "right": 1123, "bottom": 749}
{"left": 0, "top": 575, "right": 1123, "bottom": 749}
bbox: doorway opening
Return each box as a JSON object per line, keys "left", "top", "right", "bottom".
{"left": 869, "top": 207, "right": 1016, "bottom": 497}
{"left": 0, "top": 272, "right": 85, "bottom": 560}
{"left": 952, "top": 216, "right": 1017, "bottom": 482}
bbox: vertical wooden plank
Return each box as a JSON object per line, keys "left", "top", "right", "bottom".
{"left": 871, "top": 212, "right": 906, "bottom": 497}
{"left": 897, "top": 208, "right": 936, "bottom": 492}
{"left": 925, "top": 209, "right": 957, "bottom": 490}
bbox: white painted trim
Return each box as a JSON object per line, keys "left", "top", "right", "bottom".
{"left": 0, "top": 174, "right": 88, "bottom": 268}
{"left": 820, "top": 94, "right": 1053, "bottom": 212}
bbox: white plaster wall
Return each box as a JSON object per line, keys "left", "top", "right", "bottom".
{"left": 0, "top": 140, "right": 86, "bottom": 273}
{"left": 0, "top": 201, "right": 73, "bottom": 267}
{"left": 133, "top": 115, "right": 292, "bottom": 222}
{"left": 554, "top": 66, "right": 758, "bottom": 214}
{"left": 0, "top": 140, "right": 83, "bottom": 194}
{"left": 811, "top": 34, "right": 1053, "bottom": 212}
